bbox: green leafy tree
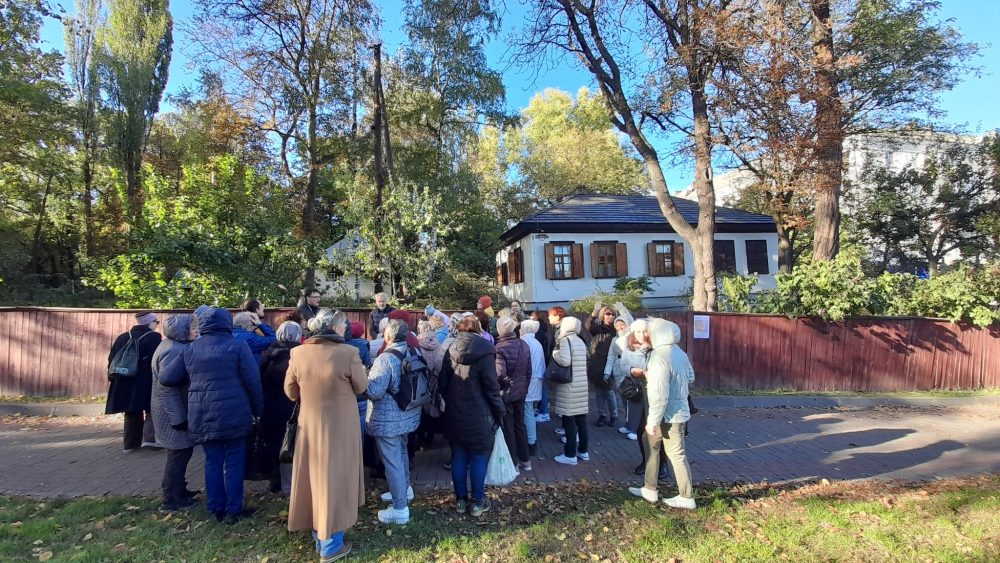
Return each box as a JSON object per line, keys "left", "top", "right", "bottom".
{"left": 506, "top": 88, "right": 647, "bottom": 202}
{"left": 846, "top": 135, "right": 1000, "bottom": 276}
{"left": 95, "top": 0, "right": 173, "bottom": 224}
{"left": 86, "top": 155, "right": 308, "bottom": 307}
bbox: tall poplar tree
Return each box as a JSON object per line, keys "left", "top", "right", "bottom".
{"left": 95, "top": 0, "right": 172, "bottom": 225}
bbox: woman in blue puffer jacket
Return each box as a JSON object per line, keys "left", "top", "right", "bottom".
{"left": 160, "top": 307, "right": 264, "bottom": 524}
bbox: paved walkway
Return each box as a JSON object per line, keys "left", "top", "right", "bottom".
{"left": 1, "top": 403, "right": 997, "bottom": 498}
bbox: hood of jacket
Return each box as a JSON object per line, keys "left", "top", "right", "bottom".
{"left": 198, "top": 308, "right": 233, "bottom": 336}
{"left": 559, "top": 316, "right": 582, "bottom": 338}
{"left": 162, "top": 314, "right": 194, "bottom": 343}
{"left": 649, "top": 318, "right": 681, "bottom": 348}
{"left": 450, "top": 332, "right": 494, "bottom": 364}
{"left": 419, "top": 332, "right": 441, "bottom": 352}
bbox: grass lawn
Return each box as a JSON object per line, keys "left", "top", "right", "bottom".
{"left": 2, "top": 475, "right": 998, "bottom": 562}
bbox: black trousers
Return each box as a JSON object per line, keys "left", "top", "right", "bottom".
{"left": 123, "top": 411, "right": 153, "bottom": 450}
{"left": 562, "top": 414, "right": 589, "bottom": 458}
{"left": 162, "top": 447, "right": 194, "bottom": 505}
{"left": 501, "top": 400, "right": 529, "bottom": 463}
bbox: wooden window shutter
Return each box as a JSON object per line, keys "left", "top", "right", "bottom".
{"left": 647, "top": 242, "right": 658, "bottom": 276}
{"left": 589, "top": 243, "right": 600, "bottom": 278}
{"left": 496, "top": 264, "right": 504, "bottom": 285}
{"left": 511, "top": 248, "right": 524, "bottom": 283}
{"left": 615, "top": 242, "right": 628, "bottom": 277}
{"left": 572, "top": 243, "right": 585, "bottom": 279}
{"left": 672, "top": 242, "right": 685, "bottom": 275}
{"left": 544, "top": 243, "right": 556, "bottom": 279}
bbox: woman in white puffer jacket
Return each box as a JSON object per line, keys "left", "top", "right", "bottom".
{"left": 629, "top": 318, "right": 696, "bottom": 509}
{"left": 549, "top": 315, "right": 589, "bottom": 465}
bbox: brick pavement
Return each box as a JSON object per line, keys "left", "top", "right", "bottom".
{"left": 1, "top": 403, "right": 997, "bottom": 499}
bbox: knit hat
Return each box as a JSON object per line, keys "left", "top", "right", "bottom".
{"left": 135, "top": 311, "right": 158, "bottom": 325}
{"left": 630, "top": 319, "right": 649, "bottom": 333}
{"left": 497, "top": 316, "right": 517, "bottom": 336}
{"left": 388, "top": 309, "right": 410, "bottom": 322}
{"left": 350, "top": 321, "right": 365, "bottom": 339}
{"left": 477, "top": 295, "right": 492, "bottom": 309}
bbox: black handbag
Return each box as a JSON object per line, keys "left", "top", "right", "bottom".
{"left": 619, "top": 376, "right": 642, "bottom": 401}
{"left": 278, "top": 402, "right": 300, "bottom": 464}
{"left": 244, "top": 418, "right": 271, "bottom": 480}
{"left": 546, "top": 340, "right": 574, "bottom": 384}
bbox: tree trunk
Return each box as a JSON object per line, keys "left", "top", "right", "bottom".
{"left": 372, "top": 43, "right": 386, "bottom": 294}
{"left": 82, "top": 153, "right": 94, "bottom": 257}
{"left": 301, "top": 76, "right": 320, "bottom": 292}
{"left": 31, "top": 175, "right": 54, "bottom": 275}
{"left": 809, "top": 0, "right": 844, "bottom": 261}
{"left": 689, "top": 72, "right": 718, "bottom": 311}
{"left": 775, "top": 222, "right": 794, "bottom": 273}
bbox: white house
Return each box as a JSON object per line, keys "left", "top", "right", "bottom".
{"left": 496, "top": 193, "right": 780, "bottom": 310}
{"left": 314, "top": 235, "right": 376, "bottom": 303}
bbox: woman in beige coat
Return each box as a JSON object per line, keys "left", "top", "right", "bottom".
{"left": 285, "top": 308, "right": 368, "bottom": 563}
{"left": 549, "top": 314, "right": 589, "bottom": 466}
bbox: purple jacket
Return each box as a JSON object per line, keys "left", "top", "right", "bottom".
{"left": 495, "top": 333, "right": 531, "bottom": 403}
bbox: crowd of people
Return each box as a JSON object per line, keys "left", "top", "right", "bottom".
{"left": 105, "top": 292, "right": 697, "bottom": 562}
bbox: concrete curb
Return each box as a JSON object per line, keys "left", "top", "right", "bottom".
{"left": 0, "top": 403, "right": 105, "bottom": 417}
{"left": 3, "top": 395, "right": 999, "bottom": 417}
{"left": 693, "top": 395, "right": 1000, "bottom": 410}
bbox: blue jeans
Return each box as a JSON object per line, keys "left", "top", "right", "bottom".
{"left": 312, "top": 530, "right": 345, "bottom": 556}
{"left": 203, "top": 437, "right": 246, "bottom": 515}
{"left": 537, "top": 386, "right": 549, "bottom": 415}
{"left": 375, "top": 434, "right": 410, "bottom": 509}
{"left": 451, "top": 444, "right": 490, "bottom": 502}
{"left": 524, "top": 400, "right": 537, "bottom": 445}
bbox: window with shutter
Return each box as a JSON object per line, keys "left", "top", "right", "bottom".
{"left": 547, "top": 242, "right": 575, "bottom": 279}
{"left": 713, "top": 240, "right": 737, "bottom": 273}
{"left": 510, "top": 248, "right": 524, "bottom": 283}
{"left": 571, "top": 243, "right": 585, "bottom": 279}
{"left": 591, "top": 241, "right": 619, "bottom": 278}
{"left": 647, "top": 240, "right": 679, "bottom": 277}
{"left": 745, "top": 240, "right": 769, "bottom": 274}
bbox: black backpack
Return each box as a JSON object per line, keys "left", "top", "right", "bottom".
{"left": 385, "top": 346, "right": 432, "bottom": 411}
{"left": 108, "top": 331, "right": 156, "bottom": 379}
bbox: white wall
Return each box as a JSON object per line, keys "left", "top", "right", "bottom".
{"left": 498, "top": 231, "right": 779, "bottom": 309}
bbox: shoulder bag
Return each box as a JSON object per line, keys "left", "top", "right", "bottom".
{"left": 278, "top": 401, "right": 300, "bottom": 463}
{"left": 545, "top": 339, "right": 573, "bottom": 385}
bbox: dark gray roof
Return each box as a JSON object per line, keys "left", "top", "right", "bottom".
{"left": 500, "top": 193, "right": 776, "bottom": 244}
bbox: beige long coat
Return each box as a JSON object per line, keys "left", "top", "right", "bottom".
{"left": 284, "top": 336, "right": 368, "bottom": 539}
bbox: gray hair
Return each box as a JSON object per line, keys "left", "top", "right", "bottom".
{"left": 232, "top": 311, "right": 257, "bottom": 331}
{"left": 308, "top": 308, "right": 346, "bottom": 334}
{"left": 276, "top": 320, "right": 302, "bottom": 343}
{"left": 417, "top": 320, "right": 433, "bottom": 335}
{"left": 378, "top": 317, "right": 390, "bottom": 333}
{"left": 385, "top": 318, "right": 409, "bottom": 343}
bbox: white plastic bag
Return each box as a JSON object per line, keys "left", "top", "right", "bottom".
{"left": 485, "top": 427, "right": 519, "bottom": 486}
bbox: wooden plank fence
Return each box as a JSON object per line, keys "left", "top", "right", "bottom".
{"left": 1, "top": 307, "right": 998, "bottom": 397}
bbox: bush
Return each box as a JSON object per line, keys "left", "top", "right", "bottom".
{"left": 717, "top": 272, "right": 758, "bottom": 313}
{"left": 570, "top": 276, "right": 650, "bottom": 314}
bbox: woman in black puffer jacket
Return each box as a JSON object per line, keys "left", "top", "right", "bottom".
{"left": 438, "top": 316, "right": 506, "bottom": 517}
{"left": 258, "top": 321, "right": 302, "bottom": 495}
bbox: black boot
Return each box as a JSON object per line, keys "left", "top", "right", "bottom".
{"left": 596, "top": 415, "right": 607, "bottom": 427}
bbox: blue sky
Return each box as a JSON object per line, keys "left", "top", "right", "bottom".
{"left": 39, "top": 0, "right": 1000, "bottom": 191}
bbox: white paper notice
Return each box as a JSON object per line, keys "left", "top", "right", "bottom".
{"left": 692, "top": 315, "right": 710, "bottom": 339}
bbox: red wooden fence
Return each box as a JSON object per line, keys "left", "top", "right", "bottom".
{"left": 1, "top": 307, "right": 997, "bottom": 397}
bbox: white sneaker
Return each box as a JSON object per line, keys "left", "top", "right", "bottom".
{"left": 663, "top": 495, "right": 696, "bottom": 509}
{"left": 535, "top": 413, "right": 550, "bottom": 422}
{"left": 377, "top": 506, "right": 410, "bottom": 525}
{"left": 577, "top": 451, "right": 590, "bottom": 461}
{"left": 628, "top": 486, "right": 659, "bottom": 503}
{"left": 380, "top": 485, "right": 414, "bottom": 503}
{"left": 627, "top": 432, "right": 638, "bottom": 441}
{"left": 553, "top": 454, "right": 577, "bottom": 465}
{"left": 554, "top": 427, "right": 566, "bottom": 436}
{"left": 618, "top": 426, "right": 631, "bottom": 435}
